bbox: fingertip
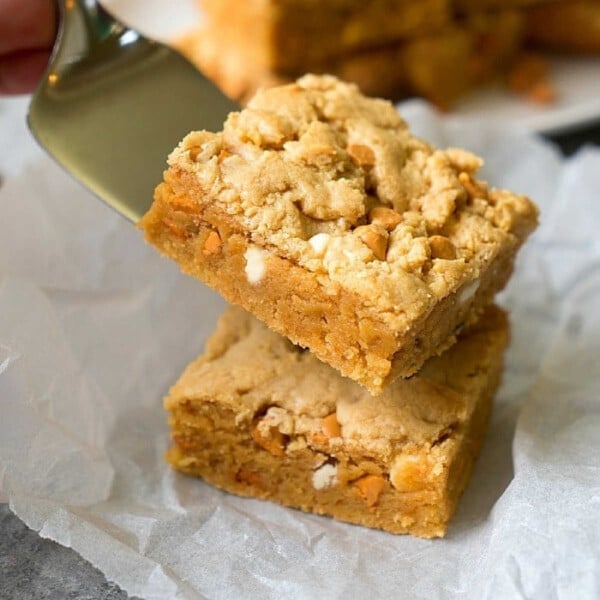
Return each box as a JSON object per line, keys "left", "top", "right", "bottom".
{"left": 0, "top": 0, "right": 58, "bottom": 55}
{"left": 0, "top": 49, "right": 52, "bottom": 95}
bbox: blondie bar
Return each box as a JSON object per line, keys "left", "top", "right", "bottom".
{"left": 198, "top": 0, "right": 450, "bottom": 73}
{"left": 141, "top": 76, "right": 537, "bottom": 393}
{"left": 165, "top": 304, "right": 509, "bottom": 538}
{"left": 176, "top": 10, "right": 524, "bottom": 108}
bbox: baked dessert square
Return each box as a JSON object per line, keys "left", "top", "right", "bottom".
{"left": 140, "top": 75, "right": 537, "bottom": 393}
{"left": 401, "top": 9, "right": 525, "bottom": 108}
{"left": 176, "top": 9, "right": 524, "bottom": 107}
{"left": 165, "top": 304, "right": 509, "bottom": 538}
{"left": 197, "top": 0, "right": 450, "bottom": 74}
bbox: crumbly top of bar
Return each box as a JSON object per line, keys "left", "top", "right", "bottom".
{"left": 168, "top": 75, "right": 537, "bottom": 318}
{"left": 166, "top": 305, "right": 508, "bottom": 459}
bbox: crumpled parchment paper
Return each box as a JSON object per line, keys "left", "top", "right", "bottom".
{"left": 1, "top": 96, "right": 599, "bottom": 600}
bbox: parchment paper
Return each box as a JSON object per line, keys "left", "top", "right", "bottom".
{"left": 1, "top": 96, "right": 599, "bottom": 600}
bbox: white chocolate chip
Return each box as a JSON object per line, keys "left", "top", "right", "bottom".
{"left": 312, "top": 463, "right": 338, "bottom": 490}
{"left": 259, "top": 406, "right": 294, "bottom": 435}
{"left": 244, "top": 246, "right": 267, "bottom": 284}
{"left": 308, "top": 233, "right": 330, "bottom": 256}
{"left": 458, "top": 279, "right": 480, "bottom": 305}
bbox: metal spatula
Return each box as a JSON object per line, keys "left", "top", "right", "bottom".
{"left": 28, "top": 0, "right": 237, "bottom": 222}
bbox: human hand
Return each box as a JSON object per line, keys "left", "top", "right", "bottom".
{"left": 0, "top": 0, "right": 57, "bottom": 94}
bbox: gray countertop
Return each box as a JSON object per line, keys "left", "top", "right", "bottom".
{"left": 0, "top": 504, "right": 132, "bottom": 600}
{"left": 1, "top": 124, "right": 599, "bottom": 600}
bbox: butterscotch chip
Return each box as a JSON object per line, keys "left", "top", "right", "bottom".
{"left": 141, "top": 75, "right": 538, "bottom": 394}
{"left": 347, "top": 144, "right": 375, "bottom": 168}
{"left": 169, "top": 193, "right": 200, "bottom": 214}
{"left": 355, "top": 475, "right": 386, "bottom": 507}
{"left": 188, "top": 145, "right": 202, "bottom": 161}
{"left": 458, "top": 171, "right": 484, "bottom": 199}
{"left": 368, "top": 206, "right": 403, "bottom": 230}
{"left": 321, "top": 413, "right": 341, "bottom": 438}
{"left": 251, "top": 421, "right": 286, "bottom": 456}
{"left": 203, "top": 231, "right": 222, "bottom": 256}
{"left": 429, "top": 235, "right": 457, "bottom": 260}
{"left": 354, "top": 225, "right": 389, "bottom": 260}
{"left": 165, "top": 304, "right": 510, "bottom": 538}
{"left": 389, "top": 454, "right": 430, "bottom": 492}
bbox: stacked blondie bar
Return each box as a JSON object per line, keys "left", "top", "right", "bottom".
{"left": 175, "top": 0, "right": 600, "bottom": 107}
{"left": 140, "top": 75, "right": 538, "bottom": 537}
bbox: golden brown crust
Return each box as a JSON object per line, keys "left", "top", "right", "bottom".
{"left": 140, "top": 76, "right": 537, "bottom": 393}
{"left": 165, "top": 304, "right": 509, "bottom": 538}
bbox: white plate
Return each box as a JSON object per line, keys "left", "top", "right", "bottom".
{"left": 104, "top": 0, "right": 600, "bottom": 134}
{"left": 452, "top": 56, "right": 600, "bottom": 134}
